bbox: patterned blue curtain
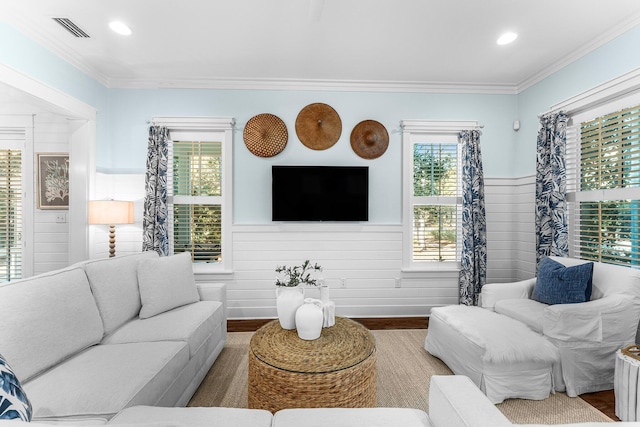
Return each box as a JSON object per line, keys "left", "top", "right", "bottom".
{"left": 142, "top": 126, "right": 170, "bottom": 256}
{"left": 459, "top": 129, "right": 487, "bottom": 306}
{"left": 535, "top": 112, "right": 569, "bottom": 266}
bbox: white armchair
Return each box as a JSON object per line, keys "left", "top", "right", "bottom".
{"left": 480, "top": 256, "right": 640, "bottom": 397}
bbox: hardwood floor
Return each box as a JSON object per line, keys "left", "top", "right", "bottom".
{"left": 580, "top": 390, "right": 618, "bottom": 421}
{"left": 227, "top": 316, "right": 429, "bottom": 332}
{"left": 228, "top": 316, "right": 618, "bottom": 421}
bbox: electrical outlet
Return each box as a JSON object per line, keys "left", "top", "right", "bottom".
{"left": 395, "top": 277, "right": 401, "bottom": 288}
{"left": 55, "top": 214, "right": 67, "bottom": 223}
{"left": 340, "top": 278, "right": 346, "bottom": 288}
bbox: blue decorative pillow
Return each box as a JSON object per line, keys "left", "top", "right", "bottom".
{"left": 532, "top": 257, "right": 594, "bottom": 305}
{"left": 0, "top": 353, "right": 32, "bottom": 421}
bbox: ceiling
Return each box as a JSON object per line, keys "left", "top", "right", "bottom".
{"left": 2, "top": 0, "right": 640, "bottom": 94}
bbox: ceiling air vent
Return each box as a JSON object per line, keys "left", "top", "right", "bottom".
{"left": 52, "top": 17, "right": 90, "bottom": 38}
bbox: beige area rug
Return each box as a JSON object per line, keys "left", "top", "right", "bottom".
{"left": 189, "top": 329, "right": 613, "bottom": 424}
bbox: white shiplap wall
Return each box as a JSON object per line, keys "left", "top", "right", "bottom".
{"left": 226, "top": 224, "right": 460, "bottom": 319}
{"left": 33, "top": 114, "right": 71, "bottom": 275}
{"left": 100, "top": 173, "right": 537, "bottom": 319}
{"left": 485, "top": 176, "right": 536, "bottom": 283}
{"left": 511, "top": 176, "right": 536, "bottom": 280}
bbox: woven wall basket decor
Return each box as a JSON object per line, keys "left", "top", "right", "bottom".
{"left": 350, "top": 119, "right": 389, "bottom": 159}
{"left": 295, "top": 103, "right": 342, "bottom": 150}
{"left": 243, "top": 113, "right": 288, "bottom": 157}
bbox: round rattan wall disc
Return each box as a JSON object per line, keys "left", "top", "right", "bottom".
{"left": 243, "top": 113, "right": 288, "bottom": 157}
{"left": 350, "top": 120, "right": 389, "bottom": 160}
{"left": 295, "top": 103, "right": 342, "bottom": 150}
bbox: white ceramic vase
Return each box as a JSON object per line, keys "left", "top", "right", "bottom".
{"left": 295, "top": 298, "right": 324, "bottom": 340}
{"left": 276, "top": 286, "right": 304, "bottom": 330}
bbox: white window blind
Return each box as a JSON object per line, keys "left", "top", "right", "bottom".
{"left": 0, "top": 149, "right": 22, "bottom": 281}
{"left": 169, "top": 139, "right": 223, "bottom": 264}
{"left": 567, "top": 104, "right": 640, "bottom": 267}
{"left": 411, "top": 142, "right": 461, "bottom": 262}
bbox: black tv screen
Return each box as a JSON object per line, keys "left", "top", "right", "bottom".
{"left": 272, "top": 166, "right": 369, "bottom": 221}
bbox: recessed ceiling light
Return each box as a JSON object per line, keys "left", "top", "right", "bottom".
{"left": 497, "top": 32, "right": 517, "bottom": 45}
{"left": 109, "top": 21, "right": 132, "bottom": 36}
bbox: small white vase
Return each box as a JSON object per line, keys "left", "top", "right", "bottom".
{"left": 276, "top": 286, "right": 304, "bottom": 330}
{"left": 295, "top": 298, "right": 324, "bottom": 340}
{"left": 320, "top": 284, "right": 330, "bottom": 303}
{"left": 319, "top": 284, "right": 335, "bottom": 327}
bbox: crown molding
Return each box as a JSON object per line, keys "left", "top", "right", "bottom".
{"left": 106, "top": 76, "right": 519, "bottom": 94}
{"left": 0, "top": 62, "right": 96, "bottom": 119}
{"left": 2, "top": 11, "right": 111, "bottom": 87}
{"left": 516, "top": 11, "right": 640, "bottom": 93}
{"left": 5, "top": 6, "right": 639, "bottom": 96}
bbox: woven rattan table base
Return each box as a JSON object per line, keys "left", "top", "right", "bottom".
{"left": 248, "top": 317, "right": 377, "bottom": 412}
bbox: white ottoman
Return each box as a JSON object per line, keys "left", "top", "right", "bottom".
{"left": 425, "top": 305, "right": 559, "bottom": 403}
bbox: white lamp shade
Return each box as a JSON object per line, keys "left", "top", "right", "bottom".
{"left": 88, "top": 200, "right": 134, "bottom": 225}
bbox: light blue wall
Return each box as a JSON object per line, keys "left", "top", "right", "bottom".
{"left": 108, "top": 89, "right": 516, "bottom": 223}
{"left": 2, "top": 18, "right": 639, "bottom": 223}
{"left": 0, "top": 22, "right": 111, "bottom": 164}
{"left": 515, "top": 26, "right": 640, "bottom": 176}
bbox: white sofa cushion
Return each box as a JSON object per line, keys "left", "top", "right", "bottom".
{"left": 494, "top": 298, "right": 548, "bottom": 333}
{"left": 0, "top": 267, "right": 103, "bottom": 382}
{"left": 272, "top": 408, "right": 432, "bottom": 427}
{"left": 24, "top": 341, "right": 189, "bottom": 421}
{"left": 82, "top": 251, "right": 159, "bottom": 335}
{"left": 102, "top": 301, "right": 223, "bottom": 358}
{"left": 110, "top": 406, "right": 273, "bottom": 427}
{"left": 430, "top": 306, "right": 557, "bottom": 364}
{"left": 138, "top": 252, "right": 200, "bottom": 319}
{"left": 428, "top": 375, "right": 512, "bottom": 427}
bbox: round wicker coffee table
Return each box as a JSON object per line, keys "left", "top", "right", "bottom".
{"left": 247, "top": 316, "right": 377, "bottom": 413}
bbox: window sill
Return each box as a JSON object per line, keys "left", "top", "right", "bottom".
{"left": 401, "top": 263, "right": 461, "bottom": 274}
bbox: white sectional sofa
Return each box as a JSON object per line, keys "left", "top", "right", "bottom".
{"left": 2, "top": 251, "right": 635, "bottom": 426}
{"left": 0, "top": 251, "right": 227, "bottom": 423}
{"left": 6, "top": 375, "right": 638, "bottom": 426}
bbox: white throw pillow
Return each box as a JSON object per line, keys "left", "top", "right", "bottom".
{"left": 138, "top": 252, "right": 200, "bottom": 319}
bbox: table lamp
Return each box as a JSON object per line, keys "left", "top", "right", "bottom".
{"left": 88, "top": 200, "right": 134, "bottom": 257}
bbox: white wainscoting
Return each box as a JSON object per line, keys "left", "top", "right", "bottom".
{"left": 485, "top": 176, "right": 536, "bottom": 284}
{"left": 511, "top": 175, "right": 537, "bottom": 280}
{"left": 222, "top": 176, "right": 538, "bottom": 319}
{"left": 226, "top": 224, "right": 460, "bottom": 319}
{"left": 33, "top": 114, "right": 71, "bottom": 275}
{"left": 92, "top": 173, "right": 537, "bottom": 319}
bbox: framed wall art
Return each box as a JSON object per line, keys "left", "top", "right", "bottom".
{"left": 36, "top": 153, "right": 69, "bottom": 210}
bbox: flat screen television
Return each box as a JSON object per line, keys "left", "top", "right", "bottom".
{"left": 272, "top": 166, "right": 369, "bottom": 221}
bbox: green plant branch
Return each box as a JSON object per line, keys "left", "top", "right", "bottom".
{"left": 275, "top": 260, "right": 323, "bottom": 287}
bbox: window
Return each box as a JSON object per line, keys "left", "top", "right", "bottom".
{"left": 401, "top": 121, "right": 476, "bottom": 269}
{"left": 567, "top": 103, "right": 640, "bottom": 267}
{"left": 412, "top": 143, "right": 459, "bottom": 261}
{"left": 0, "top": 148, "right": 22, "bottom": 281}
{"left": 171, "top": 139, "right": 222, "bottom": 264}
{"left": 154, "top": 117, "right": 234, "bottom": 273}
